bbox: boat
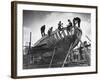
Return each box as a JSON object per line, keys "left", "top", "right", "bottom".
{"left": 28, "top": 26, "right": 82, "bottom": 67}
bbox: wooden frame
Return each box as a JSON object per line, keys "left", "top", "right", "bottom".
{"left": 11, "top": 1, "right": 98, "bottom": 79}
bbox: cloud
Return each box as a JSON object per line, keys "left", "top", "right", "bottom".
{"left": 23, "top": 10, "right": 91, "bottom": 46}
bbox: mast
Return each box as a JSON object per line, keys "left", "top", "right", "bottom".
{"left": 28, "top": 32, "right": 32, "bottom": 54}
{"left": 29, "top": 32, "right": 32, "bottom": 48}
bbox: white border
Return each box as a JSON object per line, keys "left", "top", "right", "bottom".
{"left": 17, "top": 3, "right": 96, "bottom": 76}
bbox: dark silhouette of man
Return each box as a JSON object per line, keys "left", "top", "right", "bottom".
{"left": 84, "top": 41, "right": 91, "bottom": 48}
{"left": 48, "top": 27, "right": 53, "bottom": 36}
{"left": 79, "top": 43, "right": 84, "bottom": 60}
{"left": 67, "top": 19, "right": 72, "bottom": 35}
{"left": 58, "top": 21, "right": 63, "bottom": 38}
{"left": 58, "top": 21, "right": 63, "bottom": 31}
{"left": 73, "top": 17, "right": 81, "bottom": 28}
{"left": 41, "top": 25, "right": 46, "bottom": 37}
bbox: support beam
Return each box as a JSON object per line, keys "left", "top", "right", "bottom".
{"left": 62, "top": 30, "right": 67, "bottom": 37}
{"left": 62, "top": 43, "right": 73, "bottom": 67}
{"left": 57, "top": 31, "right": 62, "bottom": 39}
{"left": 49, "top": 47, "right": 56, "bottom": 68}
{"left": 56, "top": 32, "right": 60, "bottom": 40}
{"left": 64, "top": 30, "right": 68, "bottom": 36}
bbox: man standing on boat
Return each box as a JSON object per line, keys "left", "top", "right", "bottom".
{"left": 41, "top": 25, "right": 46, "bottom": 37}
{"left": 73, "top": 17, "right": 81, "bottom": 28}
{"left": 67, "top": 19, "right": 72, "bottom": 35}
{"left": 58, "top": 21, "right": 63, "bottom": 38}
{"left": 48, "top": 27, "right": 53, "bottom": 36}
{"left": 58, "top": 21, "right": 63, "bottom": 31}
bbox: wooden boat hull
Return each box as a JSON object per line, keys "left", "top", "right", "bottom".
{"left": 29, "top": 27, "right": 82, "bottom": 67}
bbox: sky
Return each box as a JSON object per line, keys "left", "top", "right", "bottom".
{"left": 23, "top": 10, "right": 91, "bottom": 46}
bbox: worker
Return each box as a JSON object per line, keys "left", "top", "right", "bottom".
{"left": 67, "top": 19, "right": 72, "bottom": 35}
{"left": 48, "top": 27, "right": 53, "bottom": 36}
{"left": 73, "top": 17, "right": 81, "bottom": 28}
{"left": 41, "top": 25, "right": 46, "bottom": 37}
{"left": 58, "top": 21, "right": 63, "bottom": 31}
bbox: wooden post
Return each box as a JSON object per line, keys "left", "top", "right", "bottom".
{"left": 28, "top": 32, "right": 32, "bottom": 64}
{"left": 62, "top": 43, "right": 73, "bottom": 67}
{"left": 55, "top": 33, "right": 60, "bottom": 40}
{"left": 29, "top": 32, "right": 32, "bottom": 48}
{"left": 58, "top": 31, "right": 63, "bottom": 39}
{"left": 28, "top": 32, "right": 32, "bottom": 54}
{"left": 49, "top": 47, "right": 56, "bottom": 68}
{"left": 62, "top": 29, "right": 67, "bottom": 37}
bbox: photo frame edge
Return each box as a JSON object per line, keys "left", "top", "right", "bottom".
{"left": 11, "top": 1, "right": 17, "bottom": 78}
{"left": 11, "top": 1, "right": 98, "bottom": 79}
